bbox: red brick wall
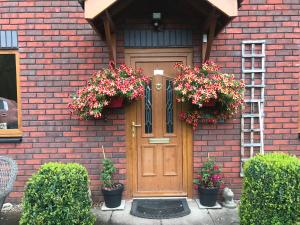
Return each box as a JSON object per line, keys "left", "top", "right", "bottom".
{"left": 0, "top": 0, "right": 299, "bottom": 202}
{"left": 194, "top": 0, "right": 300, "bottom": 197}
{"left": 0, "top": 0, "right": 126, "bottom": 203}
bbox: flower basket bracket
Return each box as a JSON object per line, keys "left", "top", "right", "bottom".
{"left": 106, "top": 97, "right": 124, "bottom": 109}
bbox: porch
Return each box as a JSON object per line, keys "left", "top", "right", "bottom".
{"left": 92, "top": 199, "right": 239, "bottom": 225}
{"left": 0, "top": 200, "right": 239, "bottom": 225}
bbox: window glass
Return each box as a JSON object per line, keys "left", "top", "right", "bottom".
{"left": 166, "top": 80, "right": 174, "bottom": 133}
{"left": 0, "top": 54, "right": 19, "bottom": 131}
{"left": 144, "top": 82, "right": 152, "bottom": 134}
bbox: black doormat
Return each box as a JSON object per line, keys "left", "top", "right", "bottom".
{"left": 130, "top": 198, "right": 191, "bottom": 219}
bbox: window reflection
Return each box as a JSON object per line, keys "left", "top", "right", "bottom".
{"left": 0, "top": 54, "right": 18, "bottom": 130}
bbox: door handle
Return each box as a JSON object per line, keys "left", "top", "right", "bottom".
{"left": 132, "top": 122, "right": 141, "bottom": 127}
{"left": 132, "top": 122, "right": 141, "bottom": 137}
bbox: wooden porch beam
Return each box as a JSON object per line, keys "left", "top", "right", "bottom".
{"left": 104, "top": 10, "right": 116, "bottom": 33}
{"left": 204, "top": 11, "right": 217, "bottom": 62}
{"left": 103, "top": 11, "right": 117, "bottom": 62}
{"left": 109, "top": 0, "right": 135, "bottom": 17}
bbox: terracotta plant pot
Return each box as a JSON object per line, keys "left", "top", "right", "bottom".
{"left": 107, "top": 97, "right": 124, "bottom": 109}
{"left": 198, "top": 186, "right": 219, "bottom": 207}
{"left": 202, "top": 99, "right": 216, "bottom": 107}
{"left": 102, "top": 183, "right": 124, "bottom": 208}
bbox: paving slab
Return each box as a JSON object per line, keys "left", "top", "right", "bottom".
{"left": 208, "top": 207, "right": 240, "bottom": 225}
{"left": 161, "top": 200, "right": 214, "bottom": 225}
{"left": 92, "top": 207, "right": 113, "bottom": 225}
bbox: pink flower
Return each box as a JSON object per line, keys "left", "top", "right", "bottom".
{"left": 174, "top": 61, "right": 244, "bottom": 129}
{"left": 69, "top": 63, "right": 150, "bottom": 120}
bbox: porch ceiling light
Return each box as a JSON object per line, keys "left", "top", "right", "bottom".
{"left": 152, "top": 12, "right": 162, "bottom": 31}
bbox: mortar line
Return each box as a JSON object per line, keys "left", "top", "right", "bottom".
{"left": 207, "top": 209, "right": 216, "bottom": 225}
{"left": 108, "top": 211, "right": 113, "bottom": 224}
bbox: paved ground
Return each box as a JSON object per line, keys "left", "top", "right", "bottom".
{"left": 1, "top": 200, "right": 239, "bottom": 225}
{"left": 92, "top": 200, "right": 240, "bottom": 225}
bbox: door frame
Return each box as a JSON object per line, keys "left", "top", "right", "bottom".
{"left": 124, "top": 48, "right": 193, "bottom": 198}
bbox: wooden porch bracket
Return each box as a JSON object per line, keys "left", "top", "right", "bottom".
{"left": 185, "top": 0, "right": 209, "bottom": 16}
{"left": 103, "top": 10, "right": 117, "bottom": 62}
{"left": 204, "top": 10, "right": 217, "bottom": 62}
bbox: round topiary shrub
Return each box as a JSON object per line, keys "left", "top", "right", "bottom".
{"left": 20, "top": 162, "right": 96, "bottom": 225}
{"left": 239, "top": 153, "right": 300, "bottom": 225}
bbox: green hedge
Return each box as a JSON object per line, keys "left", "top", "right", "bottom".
{"left": 239, "top": 153, "right": 300, "bottom": 225}
{"left": 20, "top": 162, "right": 96, "bottom": 225}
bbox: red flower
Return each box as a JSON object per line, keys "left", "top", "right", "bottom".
{"left": 174, "top": 61, "right": 244, "bottom": 129}
{"left": 69, "top": 63, "right": 150, "bottom": 120}
{"left": 194, "top": 157, "right": 223, "bottom": 188}
{"left": 213, "top": 165, "right": 219, "bottom": 170}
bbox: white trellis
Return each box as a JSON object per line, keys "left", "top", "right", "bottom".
{"left": 240, "top": 40, "right": 266, "bottom": 176}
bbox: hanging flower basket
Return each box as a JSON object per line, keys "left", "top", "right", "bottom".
{"left": 106, "top": 97, "right": 124, "bottom": 109}
{"left": 202, "top": 99, "right": 216, "bottom": 107}
{"left": 174, "top": 61, "right": 245, "bottom": 129}
{"left": 68, "top": 62, "right": 150, "bottom": 120}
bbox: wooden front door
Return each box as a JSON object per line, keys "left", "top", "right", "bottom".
{"left": 125, "top": 49, "right": 193, "bottom": 197}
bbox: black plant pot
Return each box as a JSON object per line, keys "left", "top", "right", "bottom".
{"left": 198, "top": 186, "right": 219, "bottom": 207}
{"left": 102, "top": 183, "right": 124, "bottom": 208}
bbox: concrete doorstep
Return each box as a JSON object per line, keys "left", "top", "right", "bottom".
{"left": 92, "top": 199, "right": 240, "bottom": 225}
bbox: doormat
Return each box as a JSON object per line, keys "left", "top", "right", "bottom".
{"left": 130, "top": 198, "right": 191, "bottom": 219}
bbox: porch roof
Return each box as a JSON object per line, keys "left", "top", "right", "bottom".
{"left": 81, "top": 0, "right": 242, "bottom": 20}
{"left": 78, "top": 0, "right": 243, "bottom": 62}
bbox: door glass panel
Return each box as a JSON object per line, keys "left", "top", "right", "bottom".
{"left": 166, "top": 80, "right": 174, "bottom": 133}
{"left": 144, "top": 82, "right": 152, "bottom": 134}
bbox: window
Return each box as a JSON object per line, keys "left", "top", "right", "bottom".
{"left": 0, "top": 50, "right": 22, "bottom": 137}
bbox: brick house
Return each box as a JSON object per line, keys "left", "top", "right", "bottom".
{"left": 0, "top": 0, "right": 299, "bottom": 203}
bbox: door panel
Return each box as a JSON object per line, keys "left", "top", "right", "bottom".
{"left": 141, "top": 145, "right": 156, "bottom": 176}
{"left": 163, "top": 145, "right": 178, "bottom": 176}
{"left": 125, "top": 49, "right": 193, "bottom": 197}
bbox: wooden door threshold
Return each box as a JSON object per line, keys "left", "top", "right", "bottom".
{"left": 132, "top": 192, "right": 188, "bottom": 198}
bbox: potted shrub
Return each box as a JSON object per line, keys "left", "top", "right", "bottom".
{"left": 68, "top": 61, "right": 149, "bottom": 120}
{"left": 194, "top": 157, "right": 223, "bottom": 207}
{"left": 173, "top": 61, "right": 245, "bottom": 129}
{"left": 100, "top": 148, "right": 124, "bottom": 208}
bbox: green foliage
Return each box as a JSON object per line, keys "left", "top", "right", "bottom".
{"left": 100, "top": 158, "right": 117, "bottom": 189}
{"left": 239, "top": 153, "right": 300, "bottom": 225}
{"left": 68, "top": 63, "right": 149, "bottom": 120}
{"left": 194, "top": 157, "right": 222, "bottom": 188}
{"left": 20, "top": 163, "right": 96, "bottom": 225}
